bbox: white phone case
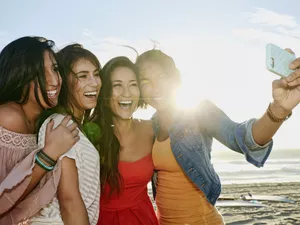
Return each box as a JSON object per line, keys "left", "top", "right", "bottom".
{"left": 266, "top": 43, "right": 296, "bottom": 77}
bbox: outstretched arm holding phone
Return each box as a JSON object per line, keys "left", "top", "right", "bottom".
{"left": 252, "top": 48, "right": 300, "bottom": 145}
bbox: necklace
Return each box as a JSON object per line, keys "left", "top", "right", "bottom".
{"left": 21, "top": 107, "right": 32, "bottom": 124}
{"left": 21, "top": 106, "right": 35, "bottom": 133}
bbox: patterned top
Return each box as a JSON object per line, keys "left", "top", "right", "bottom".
{"left": 28, "top": 114, "right": 101, "bottom": 225}
{"left": 0, "top": 126, "right": 48, "bottom": 225}
{"left": 0, "top": 127, "right": 37, "bottom": 183}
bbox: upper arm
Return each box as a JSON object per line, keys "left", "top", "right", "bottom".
{"left": 0, "top": 106, "right": 28, "bottom": 133}
{"left": 57, "top": 157, "right": 82, "bottom": 203}
{"left": 196, "top": 100, "right": 241, "bottom": 152}
{"left": 196, "top": 100, "right": 234, "bottom": 132}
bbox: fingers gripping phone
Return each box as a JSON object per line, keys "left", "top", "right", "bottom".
{"left": 266, "top": 43, "right": 296, "bottom": 78}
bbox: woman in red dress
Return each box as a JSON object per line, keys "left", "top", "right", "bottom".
{"left": 95, "top": 56, "right": 158, "bottom": 225}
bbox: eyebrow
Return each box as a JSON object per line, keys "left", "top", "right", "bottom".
{"left": 112, "top": 80, "right": 137, "bottom": 82}
{"left": 76, "top": 69, "right": 100, "bottom": 75}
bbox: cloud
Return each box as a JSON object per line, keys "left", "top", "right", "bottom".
{"left": 231, "top": 8, "right": 300, "bottom": 149}
{"left": 233, "top": 8, "right": 300, "bottom": 52}
{"left": 245, "top": 8, "right": 298, "bottom": 28}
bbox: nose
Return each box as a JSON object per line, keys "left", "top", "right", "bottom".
{"left": 88, "top": 75, "right": 101, "bottom": 88}
{"left": 122, "top": 86, "right": 131, "bottom": 97}
{"left": 48, "top": 71, "right": 61, "bottom": 87}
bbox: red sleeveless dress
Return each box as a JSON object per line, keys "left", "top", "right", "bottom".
{"left": 97, "top": 154, "right": 158, "bottom": 225}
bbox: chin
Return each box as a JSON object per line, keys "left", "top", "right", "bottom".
{"left": 118, "top": 114, "right": 133, "bottom": 120}
{"left": 43, "top": 101, "right": 57, "bottom": 109}
{"left": 83, "top": 103, "right": 97, "bottom": 110}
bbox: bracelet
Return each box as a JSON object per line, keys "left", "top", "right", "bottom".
{"left": 37, "top": 150, "right": 57, "bottom": 166}
{"left": 35, "top": 154, "right": 54, "bottom": 172}
{"left": 267, "top": 103, "right": 292, "bottom": 123}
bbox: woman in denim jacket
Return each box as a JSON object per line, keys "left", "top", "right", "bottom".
{"left": 135, "top": 49, "right": 300, "bottom": 225}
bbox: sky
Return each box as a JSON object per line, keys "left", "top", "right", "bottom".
{"left": 1, "top": 0, "right": 300, "bottom": 152}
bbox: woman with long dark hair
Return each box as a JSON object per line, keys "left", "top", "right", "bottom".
{"left": 28, "top": 44, "right": 102, "bottom": 225}
{"left": 96, "top": 56, "right": 158, "bottom": 225}
{"left": 0, "top": 36, "right": 79, "bottom": 224}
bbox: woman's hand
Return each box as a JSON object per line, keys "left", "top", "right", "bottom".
{"left": 43, "top": 116, "right": 80, "bottom": 160}
{"left": 271, "top": 49, "right": 300, "bottom": 118}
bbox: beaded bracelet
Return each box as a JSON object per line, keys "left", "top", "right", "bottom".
{"left": 35, "top": 154, "right": 54, "bottom": 172}
{"left": 37, "top": 150, "right": 57, "bottom": 166}
{"left": 267, "top": 103, "right": 292, "bottom": 123}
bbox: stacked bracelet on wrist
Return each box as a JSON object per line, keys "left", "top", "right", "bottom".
{"left": 38, "top": 150, "right": 57, "bottom": 165}
{"left": 267, "top": 103, "right": 292, "bottom": 123}
{"left": 35, "top": 150, "right": 57, "bottom": 172}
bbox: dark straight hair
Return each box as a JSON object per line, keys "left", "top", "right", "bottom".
{"left": 0, "top": 36, "right": 58, "bottom": 108}
{"left": 95, "top": 56, "right": 142, "bottom": 196}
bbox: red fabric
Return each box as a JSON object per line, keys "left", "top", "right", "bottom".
{"left": 98, "top": 154, "right": 158, "bottom": 225}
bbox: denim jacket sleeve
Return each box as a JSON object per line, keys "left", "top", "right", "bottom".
{"left": 196, "top": 100, "right": 273, "bottom": 168}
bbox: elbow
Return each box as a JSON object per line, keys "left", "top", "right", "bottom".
{"left": 58, "top": 192, "right": 84, "bottom": 214}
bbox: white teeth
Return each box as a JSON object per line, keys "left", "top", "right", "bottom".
{"left": 84, "top": 91, "right": 97, "bottom": 96}
{"left": 47, "top": 90, "right": 57, "bottom": 96}
{"left": 119, "top": 100, "right": 132, "bottom": 105}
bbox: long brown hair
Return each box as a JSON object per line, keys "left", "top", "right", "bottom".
{"left": 95, "top": 56, "right": 142, "bottom": 195}
{"left": 56, "top": 43, "right": 101, "bottom": 123}
{"left": 37, "top": 43, "right": 102, "bottom": 144}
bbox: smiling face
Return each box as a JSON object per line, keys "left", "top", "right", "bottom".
{"left": 68, "top": 58, "right": 102, "bottom": 117}
{"left": 28, "top": 50, "right": 62, "bottom": 109}
{"left": 139, "top": 61, "right": 178, "bottom": 111}
{"left": 109, "top": 66, "right": 140, "bottom": 120}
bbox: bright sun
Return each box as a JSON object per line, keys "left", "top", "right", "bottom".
{"left": 175, "top": 86, "right": 199, "bottom": 110}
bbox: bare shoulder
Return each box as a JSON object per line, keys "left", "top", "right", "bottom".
{"left": 0, "top": 103, "right": 28, "bottom": 133}
{"left": 133, "top": 119, "right": 154, "bottom": 136}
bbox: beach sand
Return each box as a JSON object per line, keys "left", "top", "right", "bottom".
{"left": 218, "top": 182, "right": 300, "bottom": 225}
{"left": 149, "top": 182, "right": 300, "bottom": 225}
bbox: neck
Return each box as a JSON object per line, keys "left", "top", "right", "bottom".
{"left": 74, "top": 109, "right": 85, "bottom": 124}
{"left": 21, "top": 102, "right": 43, "bottom": 124}
{"left": 112, "top": 116, "right": 135, "bottom": 137}
{"left": 69, "top": 103, "right": 85, "bottom": 124}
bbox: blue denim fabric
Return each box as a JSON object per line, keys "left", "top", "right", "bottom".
{"left": 151, "top": 100, "right": 273, "bottom": 205}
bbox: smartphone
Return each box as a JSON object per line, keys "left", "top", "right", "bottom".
{"left": 266, "top": 43, "right": 296, "bottom": 78}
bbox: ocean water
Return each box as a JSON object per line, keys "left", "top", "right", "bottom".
{"left": 148, "top": 149, "right": 300, "bottom": 188}
{"left": 147, "top": 149, "right": 299, "bottom": 205}
{"left": 212, "top": 158, "right": 300, "bottom": 184}
{"left": 212, "top": 148, "right": 300, "bottom": 184}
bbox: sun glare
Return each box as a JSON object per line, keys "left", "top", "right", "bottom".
{"left": 175, "top": 85, "right": 201, "bottom": 110}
